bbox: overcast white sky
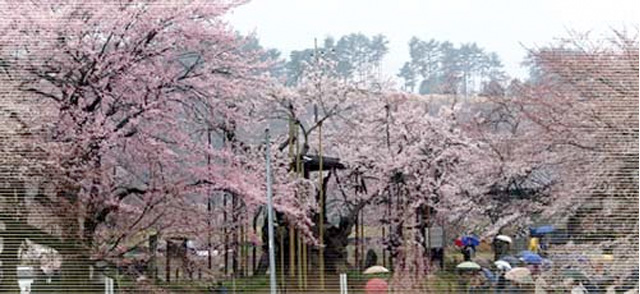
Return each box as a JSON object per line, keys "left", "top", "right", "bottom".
{"left": 226, "top": 0, "right": 638, "bottom": 83}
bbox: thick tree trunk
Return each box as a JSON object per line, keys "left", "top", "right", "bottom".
{"left": 256, "top": 212, "right": 291, "bottom": 276}
{"left": 55, "top": 217, "right": 99, "bottom": 292}
{"left": 257, "top": 211, "right": 358, "bottom": 278}
{"left": 322, "top": 226, "right": 350, "bottom": 274}
{"left": 256, "top": 171, "right": 364, "bottom": 283}
{"left": 54, "top": 151, "right": 102, "bottom": 292}
{"left": 59, "top": 249, "right": 99, "bottom": 293}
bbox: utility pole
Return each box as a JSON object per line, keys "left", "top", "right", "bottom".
{"left": 265, "top": 128, "right": 277, "bottom": 294}
{"left": 207, "top": 128, "right": 213, "bottom": 270}
{"left": 313, "top": 38, "right": 324, "bottom": 290}
{"left": 287, "top": 115, "right": 296, "bottom": 291}
{"left": 290, "top": 119, "right": 297, "bottom": 286}
{"left": 223, "top": 133, "right": 228, "bottom": 275}
{"left": 296, "top": 127, "right": 303, "bottom": 289}
{"left": 315, "top": 38, "right": 326, "bottom": 291}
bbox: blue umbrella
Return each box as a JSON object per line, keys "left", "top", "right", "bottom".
{"left": 530, "top": 225, "right": 554, "bottom": 236}
{"left": 461, "top": 235, "right": 480, "bottom": 247}
{"left": 520, "top": 252, "right": 543, "bottom": 265}
{"left": 517, "top": 250, "right": 536, "bottom": 257}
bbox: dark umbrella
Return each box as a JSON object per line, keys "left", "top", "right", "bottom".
{"left": 563, "top": 268, "right": 589, "bottom": 283}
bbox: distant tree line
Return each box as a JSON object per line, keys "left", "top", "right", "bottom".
{"left": 283, "top": 33, "right": 389, "bottom": 86}
{"left": 397, "top": 37, "right": 509, "bottom": 96}
{"left": 255, "top": 33, "right": 514, "bottom": 96}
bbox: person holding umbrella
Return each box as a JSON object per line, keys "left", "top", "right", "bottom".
{"left": 494, "top": 260, "right": 512, "bottom": 293}
{"left": 364, "top": 278, "right": 388, "bottom": 294}
{"left": 468, "top": 271, "right": 486, "bottom": 293}
{"left": 518, "top": 250, "right": 544, "bottom": 277}
{"left": 462, "top": 245, "right": 474, "bottom": 262}
{"left": 493, "top": 234, "right": 512, "bottom": 261}
{"left": 530, "top": 225, "right": 554, "bottom": 256}
{"left": 363, "top": 265, "right": 390, "bottom": 294}
{"left": 458, "top": 234, "right": 480, "bottom": 262}
{"left": 456, "top": 261, "right": 482, "bottom": 292}
{"left": 505, "top": 267, "right": 535, "bottom": 292}
{"left": 529, "top": 236, "right": 541, "bottom": 254}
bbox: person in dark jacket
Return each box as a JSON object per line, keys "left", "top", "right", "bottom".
{"left": 210, "top": 282, "right": 228, "bottom": 294}
{"left": 492, "top": 236, "right": 510, "bottom": 261}
{"left": 462, "top": 245, "right": 475, "bottom": 261}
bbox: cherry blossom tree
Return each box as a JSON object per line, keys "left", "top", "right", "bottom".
{"left": 473, "top": 29, "right": 638, "bottom": 235}
{"left": 0, "top": 0, "right": 296, "bottom": 291}
{"left": 454, "top": 29, "right": 638, "bottom": 289}
{"left": 517, "top": 29, "right": 638, "bottom": 286}
{"left": 251, "top": 51, "right": 370, "bottom": 288}
{"left": 326, "top": 93, "right": 493, "bottom": 284}
{"left": 262, "top": 49, "right": 495, "bottom": 290}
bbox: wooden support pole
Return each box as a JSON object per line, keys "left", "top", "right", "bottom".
{"left": 232, "top": 194, "right": 238, "bottom": 276}
{"left": 302, "top": 240, "right": 308, "bottom": 289}
{"left": 166, "top": 242, "right": 171, "bottom": 283}
{"left": 223, "top": 135, "right": 229, "bottom": 276}
{"left": 297, "top": 230, "right": 302, "bottom": 289}
{"left": 318, "top": 118, "right": 325, "bottom": 289}
{"left": 240, "top": 220, "right": 245, "bottom": 277}
{"left": 360, "top": 209, "right": 365, "bottom": 270}
{"left": 279, "top": 227, "right": 285, "bottom": 289}
{"left": 253, "top": 215, "right": 258, "bottom": 276}
{"left": 295, "top": 124, "right": 304, "bottom": 289}
{"left": 207, "top": 128, "right": 213, "bottom": 271}
{"left": 290, "top": 121, "right": 297, "bottom": 282}
{"left": 355, "top": 212, "right": 359, "bottom": 270}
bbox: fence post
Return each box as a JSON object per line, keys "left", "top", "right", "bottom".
{"left": 104, "top": 276, "right": 114, "bottom": 294}
{"left": 340, "top": 273, "right": 348, "bottom": 294}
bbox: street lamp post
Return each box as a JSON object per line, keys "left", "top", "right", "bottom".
{"left": 265, "top": 128, "right": 277, "bottom": 294}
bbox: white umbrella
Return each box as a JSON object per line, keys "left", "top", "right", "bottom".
{"left": 505, "top": 267, "right": 534, "bottom": 284}
{"left": 496, "top": 235, "right": 513, "bottom": 244}
{"left": 363, "top": 265, "right": 390, "bottom": 275}
{"left": 456, "top": 261, "right": 482, "bottom": 271}
{"left": 495, "top": 260, "right": 512, "bottom": 271}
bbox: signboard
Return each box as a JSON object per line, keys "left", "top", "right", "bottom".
{"left": 425, "top": 226, "right": 444, "bottom": 249}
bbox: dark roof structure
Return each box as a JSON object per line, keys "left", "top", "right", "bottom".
{"left": 291, "top": 155, "right": 346, "bottom": 172}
